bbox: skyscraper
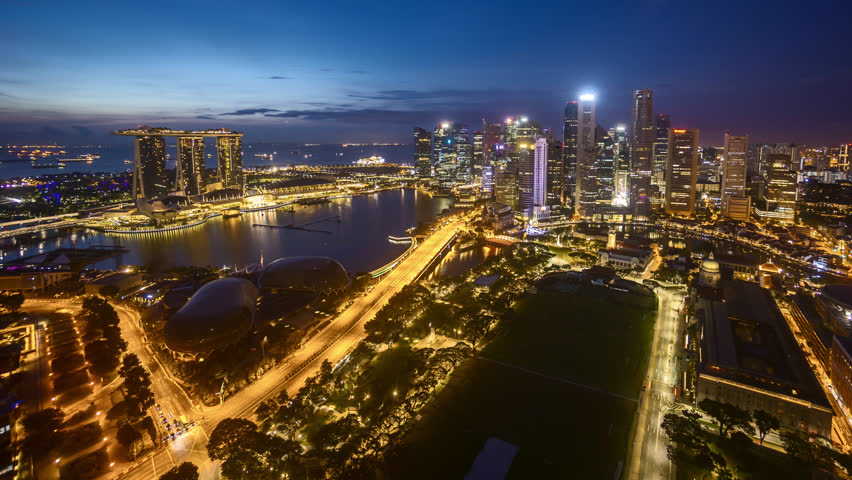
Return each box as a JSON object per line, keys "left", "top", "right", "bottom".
{"left": 595, "top": 126, "right": 615, "bottom": 206}
{"left": 472, "top": 130, "right": 484, "bottom": 181}
{"left": 533, "top": 138, "right": 548, "bottom": 208}
{"left": 453, "top": 124, "right": 472, "bottom": 183}
{"left": 630, "top": 89, "right": 654, "bottom": 206}
{"left": 495, "top": 171, "right": 518, "bottom": 210}
{"left": 575, "top": 94, "right": 597, "bottom": 217}
{"left": 133, "top": 132, "right": 167, "bottom": 200}
{"left": 722, "top": 134, "right": 749, "bottom": 220}
{"left": 432, "top": 123, "right": 453, "bottom": 185}
{"left": 177, "top": 136, "right": 205, "bottom": 196}
{"left": 652, "top": 114, "right": 670, "bottom": 174}
{"left": 517, "top": 144, "right": 535, "bottom": 212}
{"left": 216, "top": 135, "right": 243, "bottom": 189}
{"left": 664, "top": 128, "right": 698, "bottom": 217}
{"left": 562, "top": 102, "right": 578, "bottom": 203}
{"left": 546, "top": 138, "right": 563, "bottom": 206}
{"left": 761, "top": 153, "right": 797, "bottom": 223}
{"left": 413, "top": 127, "right": 432, "bottom": 178}
{"left": 484, "top": 123, "right": 501, "bottom": 166}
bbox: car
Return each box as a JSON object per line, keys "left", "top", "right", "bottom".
{"left": 166, "top": 424, "right": 171, "bottom": 430}
{"left": 162, "top": 419, "right": 167, "bottom": 424}
{"left": 156, "top": 404, "right": 162, "bottom": 410}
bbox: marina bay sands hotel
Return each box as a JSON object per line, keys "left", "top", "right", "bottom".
{"left": 111, "top": 126, "right": 243, "bottom": 200}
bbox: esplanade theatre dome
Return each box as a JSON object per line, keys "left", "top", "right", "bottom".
{"left": 260, "top": 256, "right": 350, "bottom": 294}
{"left": 164, "top": 277, "right": 258, "bottom": 355}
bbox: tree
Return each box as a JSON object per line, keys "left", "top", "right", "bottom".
{"left": 698, "top": 398, "right": 753, "bottom": 438}
{"left": 84, "top": 339, "right": 122, "bottom": 376}
{"left": 0, "top": 292, "right": 24, "bottom": 313}
{"left": 159, "top": 462, "right": 199, "bottom": 480}
{"left": 118, "top": 353, "right": 154, "bottom": 416}
{"left": 753, "top": 409, "right": 780, "bottom": 445}
{"left": 207, "top": 418, "right": 258, "bottom": 460}
{"left": 116, "top": 424, "right": 143, "bottom": 459}
{"left": 21, "top": 408, "right": 64, "bottom": 460}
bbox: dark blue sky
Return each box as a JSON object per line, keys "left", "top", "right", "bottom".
{"left": 1, "top": 0, "right": 849, "bottom": 146}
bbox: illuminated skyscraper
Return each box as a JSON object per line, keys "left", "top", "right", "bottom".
{"left": 517, "top": 144, "right": 535, "bottom": 212}
{"left": 216, "top": 135, "right": 243, "bottom": 188}
{"left": 838, "top": 144, "right": 850, "bottom": 171}
{"left": 453, "top": 124, "right": 472, "bottom": 183}
{"left": 533, "top": 138, "right": 548, "bottom": 208}
{"left": 413, "top": 127, "right": 432, "bottom": 178}
{"left": 722, "top": 134, "right": 749, "bottom": 220}
{"left": 177, "top": 136, "right": 205, "bottom": 195}
{"left": 612, "top": 125, "right": 630, "bottom": 206}
{"left": 630, "top": 89, "right": 654, "bottom": 205}
{"left": 562, "top": 102, "right": 578, "bottom": 202}
{"left": 546, "top": 137, "right": 563, "bottom": 206}
{"left": 664, "top": 128, "right": 698, "bottom": 217}
{"left": 472, "top": 130, "right": 484, "bottom": 181}
{"left": 595, "top": 126, "right": 615, "bottom": 206}
{"left": 653, "top": 114, "right": 670, "bottom": 174}
{"left": 133, "top": 131, "right": 167, "bottom": 200}
{"left": 432, "top": 123, "right": 454, "bottom": 185}
{"left": 575, "top": 94, "right": 597, "bottom": 217}
{"left": 760, "top": 153, "right": 797, "bottom": 223}
{"left": 495, "top": 171, "right": 518, "bottom": 210}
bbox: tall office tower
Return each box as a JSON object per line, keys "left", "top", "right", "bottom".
{"left": 532, "top": 138, "right": 548, "bottom": 208}
{"left": 562, "top": 102, "right": 579, "bottom": 202}
{"left": 653, "top": 114, "right": 670, "bottom": 174}
{"left": 630, "top": 89, "right": 654, "bottom": 205}
{"left": 759, "top": 144, "right": 798, "bottom": 176}
{"left": 216, "top": 135, "right": 243, "bottom": 188}
{"left": 664, "top": 129, "right": 699, "bottom": 217}
{"left": 432, "top": 123, "right": 454, "bottom": 185}
{"left": 574, "top": 94, "right": 597, "bottom": 217}
{"left": 133, "top": 132, "right": 167, "bottom": 200}
{"left": 413, "top": 127, "right": 432, "bottom": 178}
{"left": 546, "top": 139, "right": 563, "bottom": 206}
{"left": 484, "top": 123, "right": 501, "bottom": 165}
{"left": 839, "top": 144, "right": 851, "bottom": 171}
{"left": 177, "top": 136, "right": 205, "bottom": 195}
{"left": 495, "top": 171, "right": 518, "bottom": 210}
{"left": 762, "top": 153, "right": 797, "bottom": 222}
{"left": 517, "top": 144, "right": 535, "bottom": 212}
{"left": 721, "top": 134, "right": 749, "bottom": 220}
{"left": 453, "top": 124, "right": 472, "bottom": 183}
{"left": 472, "top": 131, "right": 484, "bottom": 181}
{"left": 595, "top": 126, "right": 615, "bottom": 206}
{"left": 481, "top": 165, "right": 494, "bottom": 198}
{"left": 612, "top": 124, "right": 630, "bottom": 206}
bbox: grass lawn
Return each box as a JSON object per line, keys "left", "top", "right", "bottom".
{"left": 385, "top": 292, "right": 657, "bottom": 478}
{"left": 483, "top": 292, "right": 656, "bottom": 398}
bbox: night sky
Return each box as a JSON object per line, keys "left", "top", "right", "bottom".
{"left": 1, "top": 0, "right": 849, "bottom": 146}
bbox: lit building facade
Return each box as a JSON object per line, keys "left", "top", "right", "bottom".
{"left": 177, "top": 136, "right": 205, "bottom": 196}
{"left": 664, "top": 128, "right": 698, "bottom": 217}
{"left": 216, "top": 135, "right": 243, "bottom": 189}
{"left": 630, "top": 89, "right": 654, "bottom": 206}
{"left": 546, "top": 139, "right": 563, "bottom": 206}
{"left": 495, "top": 171, "right": 518, "bottom": 211}
{"left": 722, "top": 134, "right": 749, "bottom": 221}
{"left": 759, "top": 153, "right": 797, "bottom": 223}
{"left": 134, "top": 132, "right": 167, "bottom": 199}
{"left": 433, "top": 123, "right": 454, "bottom": 186}
{"left": 414, "top": 127, "right": 432, "bottom": 178}
{"left": 652, "top": 113, "right": 670, "bottom": 205}
{"left": 575, "top": 95, "right": 597, "bottom": 217}
{"left": 562, "top": 102, "right": 578, "bottom": 202}
{"left": 472, "top": 130, "right": 484, "bottom": 181}
{"left": 517, "top": 144, "right": 535, "bottom": 212}
{"left": 533, "top": 138, "right": 548, "bottom": 208}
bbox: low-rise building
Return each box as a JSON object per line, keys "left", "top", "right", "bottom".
{"left": 0, "top": 270, "right": 72, "bottom": 292}
{"left": 597, "top": 248, "right": 653, "bottom": 271}
{"left": 85, "top": 271, "right": 143, "bottom": 295}
{"left": 696, "top": 280, "right": 833, "bottom": 437}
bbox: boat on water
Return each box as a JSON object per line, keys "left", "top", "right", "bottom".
{"left": 57, "top": 153, "right": 100, "bottom": 163}
{"left": 32, "top": 162, "right": 65, "bottom": 169}
{"left": 295, "top": 196, "right": 330, "bottom": 206}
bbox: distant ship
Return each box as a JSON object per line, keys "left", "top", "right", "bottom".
{"left": 32, "top": 162, "right": 65, "bottom": 169}
{"left": 58, "top": 153, "right": 99, "bottom": 163}
{"left": 355, "top": 155, "right": 385, "bottom": 165}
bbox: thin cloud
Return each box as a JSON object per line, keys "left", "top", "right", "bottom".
{"left": 267, "top": 76, "right": 291, "bottom": 80}
{"left": 221, "top": 108, "right": 280, "bottom": 116}
{"left": 195, "top": 115, "right": 217, "bottom": 120}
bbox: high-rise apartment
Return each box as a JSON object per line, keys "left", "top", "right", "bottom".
{"left": 664, "top": 128, "right": 698, "bottom": 217}
{"left": 533, "top": 137, "right": 548, "bottom": 208}
{"left": 472, "top": 130, "right": 484, "bottom": 181}
{"left": 546, "top": 138, "right": 563, "bottom": 206}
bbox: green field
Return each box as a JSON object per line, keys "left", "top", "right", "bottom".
{"left": 385, "top": 292, "right": 657, "bottom": 479}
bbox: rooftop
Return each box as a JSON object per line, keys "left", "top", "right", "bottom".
{"left": 699, "top": 280, "right": 828, "bottom": 407}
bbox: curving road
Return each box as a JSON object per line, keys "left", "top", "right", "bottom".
{"left": 112, "top": 214, "right": 467, "bottom": 479}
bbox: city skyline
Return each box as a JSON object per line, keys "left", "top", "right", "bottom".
{"left": 1, "top": 1, "right": 851, "bottom": 146}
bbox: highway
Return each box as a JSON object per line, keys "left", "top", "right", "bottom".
{"left": 112, "top": 214, "right": 466, "bottom": 480}
{"left": 628, "top": 287, "right": 684, "bottom": 480}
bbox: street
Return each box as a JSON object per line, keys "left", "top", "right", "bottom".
{"left": 628, "top": 287, "right": 684, "bottom": 480}
{"left": 111, "top": 214, "right": 466, "bottom": 479}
